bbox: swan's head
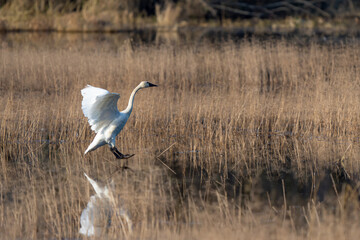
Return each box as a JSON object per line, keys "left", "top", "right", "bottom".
{"left": 139, "top": 81, "right": 157, "bottom": 89}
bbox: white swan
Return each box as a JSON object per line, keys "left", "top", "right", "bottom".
{"left": 79, "top": 173, "right": 132, "bottom": 237}
{"left": 81, "top": 81, "right": 157, "bottom": 159}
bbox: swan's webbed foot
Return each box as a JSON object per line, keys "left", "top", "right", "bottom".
{"left": 122, "top": 154, "right": 135, "bottom": 159}
{"left": 110, "top": 147, "right": 135, "bottom": 160}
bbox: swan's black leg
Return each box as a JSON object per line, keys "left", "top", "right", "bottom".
{"left": 114, "top": 147, "right": 135, "bottom": 159}
{"left": 110, "top": 147, "right": 135, "bottom": 159}
{"left": 110, "top": 147, "right": 123, "bottom": 159}
{"left": 114, "top": 147, "right": 125, "bottom": 158}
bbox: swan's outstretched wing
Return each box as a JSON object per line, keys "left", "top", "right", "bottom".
{"left": 81, "top": 85, "right": 120, "bottom": 133}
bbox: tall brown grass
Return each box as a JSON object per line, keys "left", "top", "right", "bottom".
{"left": 0, "top": 39, "right": 360, "bottom": 239}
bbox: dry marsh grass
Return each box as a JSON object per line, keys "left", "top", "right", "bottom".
{"left": 0, "top": 39, "right": 360, "bottom": 239}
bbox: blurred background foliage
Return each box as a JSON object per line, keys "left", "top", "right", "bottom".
{"left": 0, "top": 0, "right": 359, "bottom": 20}
{"left": 0, "top": 0, "right": 359, "bottom": 32}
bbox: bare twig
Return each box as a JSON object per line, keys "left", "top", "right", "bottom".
{"left": 157, "top": 142, "right": 176, "bottom": 158}
{"left": 281, "top": 179, "right": 287, "bottom": 224}
{"left": 156, "top": 142, "right": 177, "bottom": 175}
{"left": 156, "top": 157, "right": 177, "bottom": 175}
{"left": 197, "top": 0, "right": 218, "bottom": 17}
{"left": 211, "top": 4, "right": 255, "bottom": 17}
{"left": 206, "top": 0, "right": 334, "bottom": 18}
{"left": 330, "top": 174, "right": 343, "bottom": 209}
{"left": 293, "top": 0, "right": 331, "bottom": 17}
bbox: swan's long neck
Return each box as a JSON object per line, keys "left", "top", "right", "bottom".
{"left": 123, "top": 85, "right": 142, "bottom": 115}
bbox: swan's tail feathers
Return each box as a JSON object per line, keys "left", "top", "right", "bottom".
{"left": 84, "top": 145, "right": 93, "bottom": 155}
{"left": 84, "top": 144, "right": 94, "bottom": 155}
{"left": 84, "top": 137, "right": 106, "bottom": 155}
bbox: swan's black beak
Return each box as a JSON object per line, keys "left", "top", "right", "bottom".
{"left": 148, "top": 82, "right": 158, "bottom": 87}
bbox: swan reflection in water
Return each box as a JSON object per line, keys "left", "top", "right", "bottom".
{"left": 80, "top": 173, "right": 132, "bottom": 237}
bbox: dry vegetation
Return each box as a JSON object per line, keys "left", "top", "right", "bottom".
{"left": 1, "top": 0, "right": 360, "bottom": 33}
{"left": 0, "top": 39, "right": 360, "bottom": 239}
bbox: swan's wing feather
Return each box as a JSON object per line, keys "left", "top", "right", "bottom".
{"left": 81, "top": 85, "right": 120, "bottom": 133}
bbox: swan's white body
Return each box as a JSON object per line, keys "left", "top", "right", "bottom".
{"left": 81, "top": 81, "right": 157, "bottom": 158}
{"left": 80, "top": 173, "right": 132, "bottom": 237}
